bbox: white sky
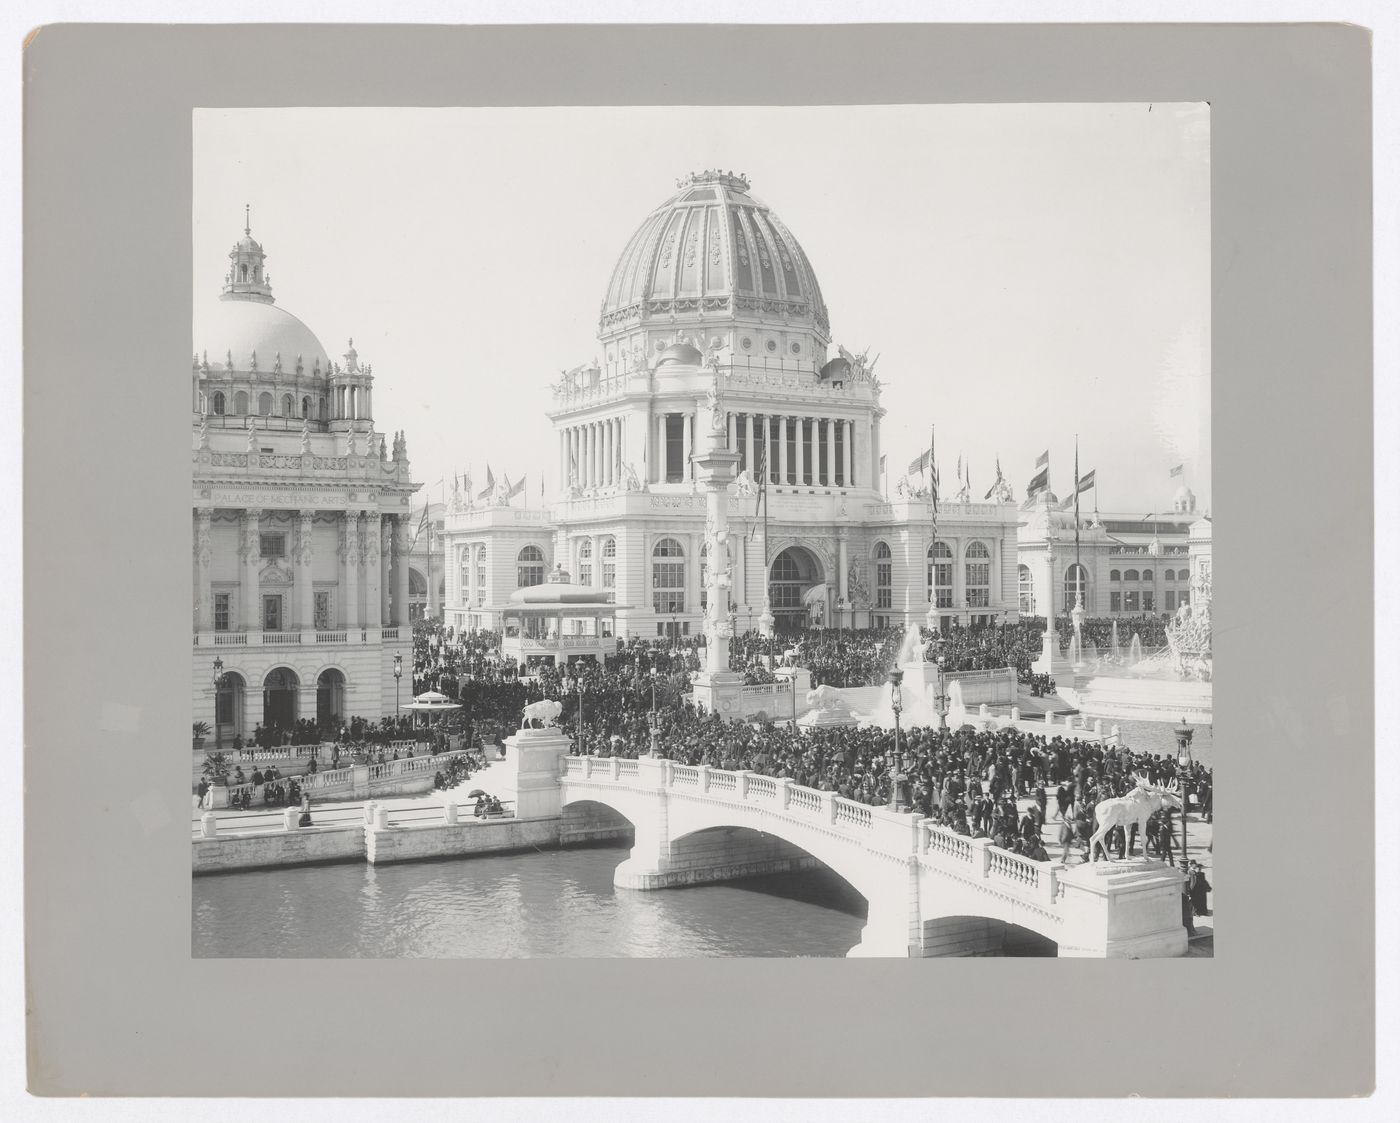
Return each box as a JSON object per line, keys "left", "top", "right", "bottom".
{"left": 194, "top": 104, "right": 1210, "bottom": 514}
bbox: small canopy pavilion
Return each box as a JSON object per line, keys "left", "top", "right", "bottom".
{"left": 493, "top": 566, "right": 627, "bottom": 668}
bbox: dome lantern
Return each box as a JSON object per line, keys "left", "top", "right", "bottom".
{"left": 222, "top": 204, "right": 274, "bottom": 304}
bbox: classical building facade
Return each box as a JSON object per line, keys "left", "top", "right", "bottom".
{"left": 441, "top": 172, "right": 1022, "bottom": 644}
{"left": 1015, "top": 484, "right": 1202, "bottom": 622}
{"left": 191, "top": 218, "right": 421, "bottom": 738}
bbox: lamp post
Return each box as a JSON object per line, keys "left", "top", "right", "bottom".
{"left": 933, "top": 648, "right": 949, "bottom": 730}
{"left": 1175, "top": 716, "right": 1195, "bottom": 874}
{"left": 648, "top": 667, "right": 660, "bottom": 758}
{"left": 790, "top": 672, "right": 798, "bottom": 726}
{"left": 577, "top": 676, "right": 585, "bottom": 752}
{"left": 393, "top": 652, "right": 403, "bottom": 716}
{"left": 211, "top": 656, "right": 225, "bottom": 753}
{"left": 887, "top": 668, "right": 905, "bottom": 811}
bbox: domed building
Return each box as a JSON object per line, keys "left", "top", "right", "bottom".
{"left": 191, "top": 214, "right": 421, "bottom": 741}
{"left": 441, "top": 172, "right": 1024, "bottom": 649}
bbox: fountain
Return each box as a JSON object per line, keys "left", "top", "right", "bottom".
{"left": 945, "top": 679, "right": 968, "bottom": 729}
{"left": 1068, "top": 558, "right": 1213, "bottom": 725}
{"left": 1110, "top": 619, "right": 1122, "bottom": 661}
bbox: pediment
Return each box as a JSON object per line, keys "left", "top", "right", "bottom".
{"left": 258, "top": 562, "right": 294, "bottom": 586}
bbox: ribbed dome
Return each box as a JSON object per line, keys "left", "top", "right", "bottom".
{"left": 197, "top": 295, "right": 331, "bottom": 372}
{"left": 599, "top": 171, "right": 829, "bottom": 342}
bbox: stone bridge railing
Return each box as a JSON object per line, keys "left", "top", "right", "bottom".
{"left": 563, "top": 755, "right": 1058, "bottom": 907}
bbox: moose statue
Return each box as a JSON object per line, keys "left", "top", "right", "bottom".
{"left": 519, "top": 698, "right": 564, "bottom": 730}
{"left": 1087, "top": 774, "right": 1185, "bottom": 864}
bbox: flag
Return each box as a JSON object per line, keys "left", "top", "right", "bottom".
{"left": 984, "top": 455, "right": 1003, "bottom": 501}
{"left": 504, "top": 474, "right": 526, "bottom": 501}
{"left": 878, "top": 453, "right": 887, "bottom": 477}
{"left": 476, "top": 464, "right": 495, "bottom": 502}
{"left": 1169, "top": 463, "right": 1184, "bottom": 478}
{"left": 955, "top": 453, "right": 962, "bottom": 486}
{"left": 1027, "top": 449, "right": 1049, "bottom": 497}
{"left": 1075, "top": 468, "right": 1096, "bottom": 494}
{"left": 929, "top": 426, "right": 939, "bottom": 515}
{"left": 752, "top": 442, "right": 768, "bottom": 518}
{"left": 906, "top": 449, "right": 930, "bottom": 478}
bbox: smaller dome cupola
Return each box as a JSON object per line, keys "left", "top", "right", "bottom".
{"left": 222, "top": 204, "right": 274, "bottom": 304}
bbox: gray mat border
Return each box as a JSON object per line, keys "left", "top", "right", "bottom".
{"left": 23, "top": 22, "right": 1372, "bottom": 1098}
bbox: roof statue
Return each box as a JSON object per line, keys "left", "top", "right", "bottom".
{"left": 733, "top": 468, "right": 757, "bottom": 499}
{"left": 706, "top": 365, "right": 725, "bottom": 432}
{"left": 300, "top": 414, "right": 311, "bottom": 456}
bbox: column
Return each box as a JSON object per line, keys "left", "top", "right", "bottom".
{"left": 559, "top": 430, "right": 567, "bottom": 489}
{"left": 872, "top": 418, "right": 882, "bottom": 492}
{"left": 825, "top": 419, "right": 837, "bottom": 488}
{"left": 745, "top": 414, "right": 755, "bottom": 474}
{"left": 241, "top": 508, "right": 262, "bottom": 632}
{"left": 395, "top": 515, "right": 413, "bottom": 627}
{"left": 682, "top": 411, "right": 693, "bottom": 484}
{"left": 778, "top": 416, "right": 789, "bottom": 484}
{"left": 952, "top": 538, "right": 965, "bottom": 620}
{"left": 727, "top": 412, "right": 738, "bottom": 456}
{"left": 194, "top": 508, "right": 212, "bottom": 633}
{"left": 608, "top": 418, "right": 617, "bottom": 485}
{"left": 838, "top": 538, "right": 849, "bottom": 610}
{"left": 378, "top": 517, "right": 392, "bottom": 626}
{"left": 341, "top": 513, "right": 361, "bottom": 630}
{"left": 795, "top": 417, "right": 806, "bottom": 486}
{"left": 761, "top": 415, "right": 772, "bottom": 482}
{"left": 363, "top": 513, "right": 382, "bottom": 629}
{"left": 590, "top": 534, "right": 600, "bottom": 590}
{"left": 655, "top": 413, "right": 665, "bottom": 483}
{"left": 296, "top": 509, "right": 315, "bottom": 632}
{"left": 844, "top": 420, "right": 855, "bottom": 487}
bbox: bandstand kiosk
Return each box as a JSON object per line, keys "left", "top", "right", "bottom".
{"left": 493, "top": 566, "right": 627, "bottom": 669}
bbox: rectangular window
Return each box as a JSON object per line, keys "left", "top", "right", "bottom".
{"left": 1125, "top": 590, "right": 1139, "bottom": 613}
{"left": 1143, "top": 591, "right": 1155, "bottom": 613}
{"left": 602, "top": 562, "right": 616, "bottom": 589}
{"left": 260, "top": 533, "right": 286, "bottom": 558}
{"left": 314, "top": 591, "right": 332, "bottom": 630}
{"left": 263, "top": 595, "right": 282, "bottom": 631}
{"left": 1165, "top": 591, "right": 1176, "bottom": 612}
{"left": 213, "top": 593, "right": 230, "bottom": 632}
{"left": 834, "top": 423, "right": 845, "bottom": 487}
{"left": 665, "top": 414, "right": 685, "bottom": 482}
{"left": 1110, "top": 592, "right": 1122, "bottom": 613}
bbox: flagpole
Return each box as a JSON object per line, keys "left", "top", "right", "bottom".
{"left": 1074, "top": 435, "right": 1082, "bottom": 610}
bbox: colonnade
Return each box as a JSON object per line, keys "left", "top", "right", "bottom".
{"left": 560, "top": 416, "right": 627, "bottom": 490}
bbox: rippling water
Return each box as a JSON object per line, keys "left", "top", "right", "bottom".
{"left": 192, "top": 843, "right": 868, "bottom": 958}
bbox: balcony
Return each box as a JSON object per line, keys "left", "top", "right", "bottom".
{"left": 193, "top": 627, "right": 405, "bottom": 648}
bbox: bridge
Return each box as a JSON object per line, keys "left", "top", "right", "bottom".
{"left": 557, "top": 752, "right": 1188, "bottom": 958}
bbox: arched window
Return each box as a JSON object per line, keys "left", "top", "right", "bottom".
{"left": 1018, "top": 564, "right": 1035, "bottom": 615}
{"left": 212, "top": 391, "right": 225, "bottom": 416}
{"left": 239, "top": 264, "right": 248, "bottom": 282}
{"left": 459, "top": 547, "right": 471, "bottom": 607}
{"left": 928, "top": 540, "right": 953, "bottom": 608}
{"left": 281, "top": 393, "right": 294, "bottom": 417}
{"left": 474, "top": 546, "right": 486, "bottom": 606}
{"left": 302, "top": 396, "right": 311, "bottom": 418}
{"left": 1110, "top": 569, "right": 1121, "bottom": 582}
{"left": 319, "top": 397, "right": 328, "bottom": 421}
{"left": 577, "top": 538, "right": 593, "bottom": 586}
{"left": 1064, "top": 563, "right": 1089, "bottom": 611}
{"left": 234, "top": 390, "right": 249, "bottom": 414}
{"left": 517, "top": 545, "right": 545, "bottom": 588}
{"left": 601, "top": 536, "right": 617, "bottom": 589}
{"left": 874, "top": 541, "right": 892, "bottom": 610}
{"left": 652, "top": 537, "right": 685, "bottom": 615}
{"left": 964, "top": 540, "right": 991, "bottom": 608}
{"left": 1141, "top": 569, "right": 1154, "bottom": 582}
{"left": 1124, "top": 569, "right": 1140, "bottom": 582}
{"left": 258, "top": 392, "right": 273, "bottom": 416}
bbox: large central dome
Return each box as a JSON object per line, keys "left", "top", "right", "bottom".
{"left": 598, "top": 171, "right": 830, "bottom": 354}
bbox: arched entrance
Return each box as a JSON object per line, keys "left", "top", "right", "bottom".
{"left": 408, "top": 567, "right": 428, "bottom": 622}
{"left": 262, "top": 667, "right": 300, "bottom": 731}
{"left": 316, "top": 668, "right": 346, "bottom": 727}
{"left": 768, "top": 546, "right": 825, "bottom": 635}
{"left": 215, "top": 671, "right": 246, "bottom": 739}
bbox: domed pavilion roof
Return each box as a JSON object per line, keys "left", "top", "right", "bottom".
{"left": 599, "top": 170, "right": 829, "bottom": 343}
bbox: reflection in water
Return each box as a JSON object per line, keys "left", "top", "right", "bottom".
{"left": 193, "top": 843, "right": 868, "bottom": 959}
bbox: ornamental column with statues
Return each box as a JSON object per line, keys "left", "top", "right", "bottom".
{"left": 689, "top": 359, "right": 746, "bottom": 719}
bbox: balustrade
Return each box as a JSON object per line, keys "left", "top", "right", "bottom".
{"left": 832, "top": 798, "right": 873, "bottom": 830}
{"left": 788, "top": 788, "right": 822, "bottom": 814}
{"left": 747, "top": 775, "right": 777, "bottom": 800}
{"left": 708, "top": 771, "right": 737, "bottom": 793}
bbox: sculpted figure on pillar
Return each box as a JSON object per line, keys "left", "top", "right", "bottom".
{"left": 297, "top": 510, "right": 315, "bottom": 567}
{"left": 194, "top": 509, "right": 212, "bottom": 567}
{"left": 239, "top": 509, "right": 262, "bottom": 564}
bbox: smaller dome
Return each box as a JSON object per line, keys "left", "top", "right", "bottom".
{"left": 1175, "top": 484, "right": 1194, "bottom": 502}
{"left": 656, "top": 342, "right": 704, "bottom": 367}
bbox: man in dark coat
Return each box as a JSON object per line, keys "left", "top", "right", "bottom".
{"left": 1187, "top": 861, "right": 1212, "bottom": 916}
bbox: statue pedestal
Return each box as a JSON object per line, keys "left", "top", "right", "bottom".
{"left": 1055, "top": 859, "right": 1188, "bottom": 958}
{"left": 690, "top": 670, "right": 746, "bottom": 720}
{"left": 1032, "top": 627, "right": 1075, "bottom": 681}
{"left": 498, "top": 727, "right": 572, "bottom": 819}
